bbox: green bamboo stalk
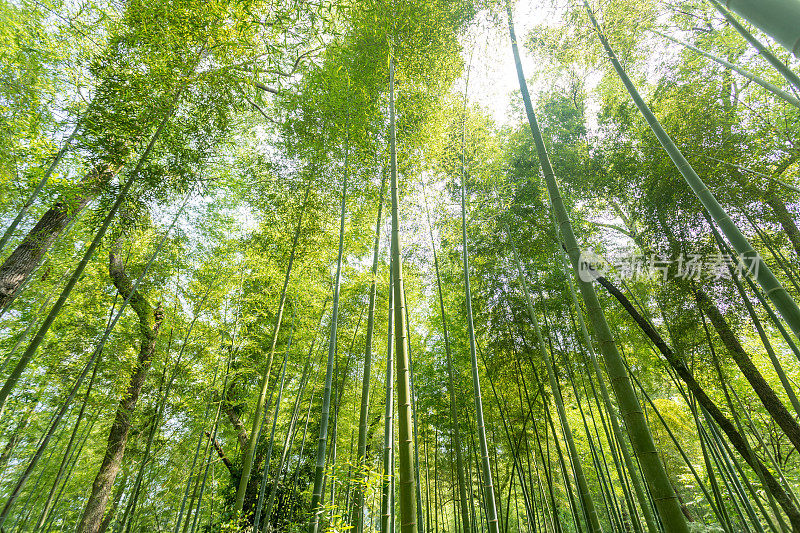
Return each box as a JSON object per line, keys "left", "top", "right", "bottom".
{"left": 422, "top": 183, "right": 470, "bottom": 533}
{"left": 263, "top": 304, "right": 329, "bottom": 529}
{"left": 381, "top": 263, "right": 395, "bottom": 533}
{"left": 552, "top": 237, "right": 659, "bottom": 533}
{"left": 352, "top": 173, "right": 387, "bottom": 533}
{"left": 253, "top": 312, "right": 294, "bottom": 530}
{"left": 507, "top": 3, "right": 688, "bottom": 529}
{"left": 387, "top": 53, "right": 418, "bottom": 533}
{"left": 236, "top": 182, "right": 311, "bottom": 515}
{"left": 308, "top": 138, "right": 348, "bottom": 533}
{"left": 722, "top": 0, "right": 800, "bottom": 56}
{"left": 404, "top": 297, "right": 425, "bottom": 533}
{"left": 507, "top": 235, "right": 601, "bottom": 533}
{"left": 459, "top": 124, "right": 499, "bottom": 533}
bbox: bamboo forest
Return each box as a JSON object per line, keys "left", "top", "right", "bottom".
{"left": 6, "top": 0, "right": 800, "bottom": 531}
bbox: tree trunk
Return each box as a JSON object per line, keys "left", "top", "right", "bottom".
{"left": 507, "top": 3, "right": 690, "bottom": 531}
{"left": 722, "top": 0, "right": 800, "bottom": 56}
{"left": 594, "top": 273, "right": 800, "bottom": 532}
{"left": 235, "top": 182, "right": 311, "bottom": 515}
{"left": 707, "top": 0, "right": 800, "bottom": 86}
{"left": 652, "top": 29, "right": 800, "bottom": 109}
{"left": 388, "top": 53, "right": 419, "bottom": 533}
{"left": 352, "top": 172, "right": 386, "bottom": 533}
{"left": 585, "top": 0, "right": 800, "bottom": 343}
{"left": 694, "top": 287, "right": 800, "bottom": 452}
{"left": 0, "top": 164, "right": 114, "bottom": 310}
{"left": 458, "top": 148, "right": 499, "bottom": 533}
{"left": 422, "top": 182, "right": 471, "bottom": 533}
{"left": 308, "top": 137, "right": 348, "bottom": 533}
{"left": 765, "top": 189, "right": 800, "bottom": 260}
{"left": 76, "top": 246, "right": 164, "bottom": 533}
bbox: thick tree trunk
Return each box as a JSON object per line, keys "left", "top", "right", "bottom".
{"left": 387, "top": 54, "right": 418, "bottom": 533}
{"left": 98, "top": 469, "right": 128, "bottom": 533}
{"left": 0, "top": 164, "right": 113, "bottom": 309}
{"left": 722, "top": 0, "right": 800, "bottom": 56}
{"left": 694, "top": 288, "right": 800, "bottom": 452}
{"left": 76, "top": 246, "right": 163, "bottom": 533}
{"left": 765, "top": 190, "right": 800, "bottom": 260}
{"left": 595, "top": 274, "right": 800, "bottom": 532}
{"left": 222, "top": 399, "right": 249, "bottom": 451}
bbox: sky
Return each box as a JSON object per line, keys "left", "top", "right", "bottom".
{"left": 463, "top": 1, "right": 560, "bottom": 126}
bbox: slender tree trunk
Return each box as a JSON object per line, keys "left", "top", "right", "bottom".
{"left": 388, "top": 53, "right": 419, "bottom": 533}
{"left": 422, "top": 184, "right": 470, "bottom": 533}
{"left": 652, "top": 29, "right": 800, "bottom": 109}
{"left": 352, "top": 173, "right": 387, "bottom": 533}
{"left": 584, "top": 0, "right": 800, "bottom": 343}
{"left": 508, "top": 235, "right": 601, "bottom": 533}
{"left": 381, "top": 266, "right": 395, "bottom": 533}
{"left": 308, "top": 139, "right": 348, "bottom": 533}
{"left": 457, "top": 99, "right": 500, "bottom": 533}
{"left": 236, "top": 183, "right": 311, "bottom": 514}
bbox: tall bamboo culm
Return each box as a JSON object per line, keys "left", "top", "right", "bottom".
{"left": 506, "top": 3, "right": 690, "bottom": 532}
{"left": 388, "top": 52, "right": 419, "bottom": 533}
